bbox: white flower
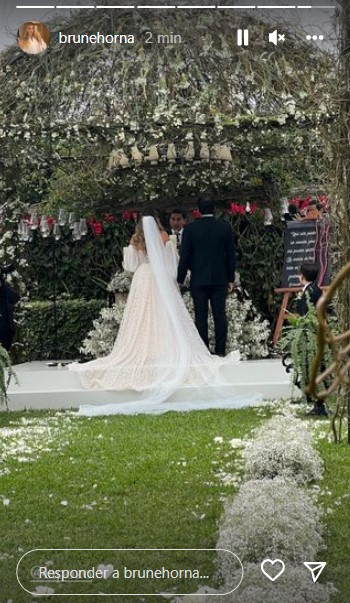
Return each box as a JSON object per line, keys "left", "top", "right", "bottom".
{"left": 243, "top": 416, "right": 324, "bottom": 483}
{"left": 80, "top": 301, "right": 125, "bottom": 358}
{"left": 217, "top": 478, "right": 324, "bottom": 564}
{"left": 229, "top": 438, "right": 244, "bottom": 448}
{"left": 107, "top": 270, "right": 132, "bottom": 293}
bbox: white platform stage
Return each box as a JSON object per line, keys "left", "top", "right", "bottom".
{"left": 5, "top": 360, "right": 301, "bottom": 412}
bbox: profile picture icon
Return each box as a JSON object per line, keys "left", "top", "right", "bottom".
{"left": 17, "top": 21, "right": 50, "bottom": 55}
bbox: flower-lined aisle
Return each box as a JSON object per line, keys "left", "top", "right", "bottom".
{"left": 0, "top": 405, "right": 349, "bottom": 601}
{"left": 169, "top": 406, "right": 336, "bottom": 603}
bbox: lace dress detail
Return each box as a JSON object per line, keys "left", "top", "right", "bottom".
{"left": 73, "top": 243, "right": 230, "bottom": 391}
{"left": 70, "top": 222, "right": 261, "bottom": 414}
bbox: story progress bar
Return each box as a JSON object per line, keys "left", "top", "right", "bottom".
{"left": 16, "top": 4, "right": 335, "bottom": 9}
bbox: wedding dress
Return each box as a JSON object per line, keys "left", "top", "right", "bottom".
{"left": 70, "top": 217, "right": 263, "bottom": 415}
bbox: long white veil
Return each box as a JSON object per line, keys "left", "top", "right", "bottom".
{"left": 73, "top": 216, "right": 262, "bottom": 415}
{"left": 139, "top": 216, "right": 191, "bottom": 400}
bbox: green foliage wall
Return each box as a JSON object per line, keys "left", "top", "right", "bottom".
{"left": 233, "top": 219, "right": 285, "bottom": 321}
{"left": 15, "top": 213, "right": 284, "bottom": 321}
{"left": 20, "top": 220, "right": 134, "bottom": 300}
{"left": 13, "top": 299, "right": 104, "bottom": 362}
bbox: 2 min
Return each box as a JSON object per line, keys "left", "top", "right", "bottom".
{"left": 145, "top": 31, "right": 182, "bottom": 44}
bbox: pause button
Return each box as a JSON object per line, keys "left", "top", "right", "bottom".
{"left": 237, "top": 29, "right": 249, "bottom": 46}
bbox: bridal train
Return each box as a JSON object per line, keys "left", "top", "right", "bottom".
{"left": 70, "top": 216, "right": 263, "bottom": 415}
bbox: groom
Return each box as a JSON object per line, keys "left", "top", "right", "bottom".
{"left": 177, "top": 199, "right": 236, "bottom": 356}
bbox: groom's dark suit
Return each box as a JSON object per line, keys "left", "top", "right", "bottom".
{"left": 177, "top": 216, "right": 235, "bottom": 356}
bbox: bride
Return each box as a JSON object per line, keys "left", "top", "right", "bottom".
{"left": 18, "top": 22, "right": 48, "bottom": 55}
{"left": 70, "top": 210, "right": 262, "bottom": 414}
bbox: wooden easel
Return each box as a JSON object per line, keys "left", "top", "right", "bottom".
{"left": 273, "top": 286, "right": 328, "bottom": 346}
{"left": 273, "top": 288, "right": 300, "bottom": 346}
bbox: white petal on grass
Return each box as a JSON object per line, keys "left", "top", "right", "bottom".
{"left": 33, "top": 586, "right": 55, "bottom": 595}
{"left": 97, "top": 564, "right": 114, "bottom": 579}
{"left": 229, "top": 438, "right": 244, "bottom": 448}
{"left": 0, "top": 415, "right": 78, "bottom": 473}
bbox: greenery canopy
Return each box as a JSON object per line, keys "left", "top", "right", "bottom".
{"left": 0, "top": 9, "right": 334, "bottom": 212}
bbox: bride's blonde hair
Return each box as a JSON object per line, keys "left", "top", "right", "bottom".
{"left": 20, "top": 22, "right": 42, "bottom": 42}
{"left": 131, "top": 209, "right": 164, "bottom": 251}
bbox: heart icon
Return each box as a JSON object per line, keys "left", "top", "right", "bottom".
{"left": 261, "top": 558, "right": 286, "bottom": 582}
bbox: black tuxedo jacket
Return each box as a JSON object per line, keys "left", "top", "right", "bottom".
{"left": 297, "top": 282, "right": 322, "bottom": 316}
{"left": 177, "top": 217, "right": 235, "bottom": 288}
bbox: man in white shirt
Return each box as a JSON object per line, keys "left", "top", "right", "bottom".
{"left": 169, "top": 207, "right": 187, "bottom": 249}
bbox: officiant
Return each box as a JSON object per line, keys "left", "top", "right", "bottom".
{"left": 168, "top": 207, "right": 187, "bottom": 250}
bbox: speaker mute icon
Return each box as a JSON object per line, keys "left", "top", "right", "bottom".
{"left": 269, "top": 30, "right": 285, "bottom": 45}
{"left": 304, "top": 562, "right": 327, "bottom": 583}
{"left": 237, "top": 29, "right": 249, "bottom": 47}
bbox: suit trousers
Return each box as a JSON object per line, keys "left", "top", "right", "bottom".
{"left": 0, "top": 327, "right": 14, "bottom": 351}
{"left": 191, "top": 285, "right": 228, "bottom": 356}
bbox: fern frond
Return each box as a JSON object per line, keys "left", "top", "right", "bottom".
{"left": 0, "top": 345, "right": 17, "bottom": 410}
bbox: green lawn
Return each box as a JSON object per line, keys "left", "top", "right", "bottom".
{"left": 0, "top": 408, "right": 267, "bottom": 602}
{"left": 0, "top": 408, "right": 349, "bottom": 603}
{"left": 317, "top": 437, "right": 350, "bottom": 603}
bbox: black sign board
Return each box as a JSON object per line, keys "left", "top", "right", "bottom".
{"left": 281, "top": 221, "right": 331, "bottom": 289}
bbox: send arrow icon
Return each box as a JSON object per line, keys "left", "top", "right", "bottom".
{"left": 304, "top": 562, "right": 327, "bottom": 583}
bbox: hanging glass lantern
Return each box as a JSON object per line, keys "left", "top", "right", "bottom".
{"left": 58, "top": 208, "right": 68, "bottom": 226}
{"left": 53, "top": 224, "right": 61, "bottom": 241}
{"left": 40, "top": 215, "right": 50, "bottom": 238}
{"left": 29, "top": 212, "right": 38, "bottom": 230}
{"left": 79, "top": 218, "right": 88, "bottom": 237}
